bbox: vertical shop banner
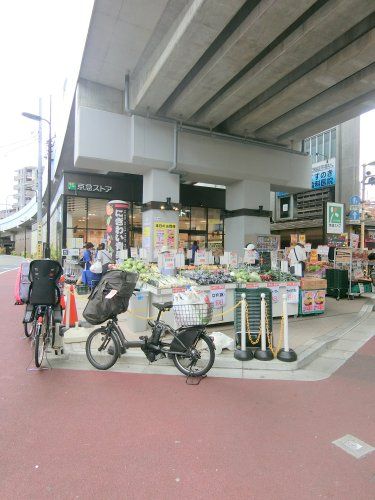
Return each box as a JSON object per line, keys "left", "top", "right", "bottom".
{"left": 153, "top": 222, "right": 176, "bottom": 253}
{"left": 325, "top": 202, "right": 345, "bottom": 234}
{"left": 105, "top": 200, "right": 129, "bottom": 263}
{"left": 350, "top": 233, "right": 360, "bottom": 249}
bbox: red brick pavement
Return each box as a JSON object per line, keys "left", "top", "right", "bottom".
{"left": 0, "top": 270, "right": 374, "bottom": 499}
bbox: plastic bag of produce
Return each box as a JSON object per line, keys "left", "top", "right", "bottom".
{"left": 173, "top": 288, "right": 212, "bottom": 327}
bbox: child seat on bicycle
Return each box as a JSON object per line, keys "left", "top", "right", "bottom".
{"left": 28, "top": 259, "right": 63, "bottom": 306}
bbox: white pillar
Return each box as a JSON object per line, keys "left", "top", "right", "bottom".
{"left": 142, "top": 169, "right": 180, "bottom": 261}
{"left": 225, "top": 179, "right": 270, "bottom": 254}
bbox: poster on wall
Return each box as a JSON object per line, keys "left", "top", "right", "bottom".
{"left": 256, "top": 235, "right": 280, "bottom": 251}
{"left": 325, "top": 202, "right": 345, "bottom": 234}
{"left": 105, "top": 200, "right": 130, "bottom": 263}
{"left": 301, "top": 290, "right": 326, "bottom": 313}
{"left": 153, "top": 222, "right": 177, "bottom": 253}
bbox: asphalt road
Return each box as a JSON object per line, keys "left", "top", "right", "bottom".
{"left": 0, "top": 254, "right": 25, "bottom": 274}
{"left": 0, "top": 269, "right": 374, "bottom": 499}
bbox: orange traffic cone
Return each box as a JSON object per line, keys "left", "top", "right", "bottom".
{"left": 63, "top": 285, "right": 78, "bottom": 327}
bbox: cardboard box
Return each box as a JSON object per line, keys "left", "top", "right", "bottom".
{"left": 300, "top": 278, "right": 327, "bottom": 290}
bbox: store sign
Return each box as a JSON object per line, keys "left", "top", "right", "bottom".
{"left": 163, "top": 253, "right": 175, "bottom": 270}
{"left": 311, "top": 159, "right": 336, "bottom": 189}
{"left": 210, "top": 285, "right": 226, "bottom": 309}
{"left": 326, "top": 202, "right": 344, "bottom": 234}
{"left": 105, "top": 200, "right": 130, "bottom": 263}
{"left": 67, "top": 182, "right": 112, "bottom": 193}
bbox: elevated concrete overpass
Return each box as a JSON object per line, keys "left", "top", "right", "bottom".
{"left": 81, "top": 0, "right": 375, "bottom": 145}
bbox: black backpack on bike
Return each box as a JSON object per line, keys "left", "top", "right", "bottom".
{"left": 83, "top": 270, "right": 138, "bottom": 325}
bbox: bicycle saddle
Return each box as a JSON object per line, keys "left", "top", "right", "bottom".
{"left": 152, "top": 301, "right": 173, "bottom": 311}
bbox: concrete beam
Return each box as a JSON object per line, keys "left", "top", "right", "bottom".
{"left": 277, "top": 89, "right": 375, "bottom": 141}
{"left": 227, "top": 29, "right": 375, "bottom": 136}
{"left": 130, "top": 0, "right": 246, "bottom": 114}
{"left": 160, "top": 0, "right": 315, "bottom": 120}
{"left": 256, "top": 63, "right": 375, "bottom": 140}
{"left": 194, "top": 0, "right": 375, "bottom": 128}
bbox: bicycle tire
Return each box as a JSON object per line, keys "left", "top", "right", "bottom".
{"left": 86, "top": 327, "right": 120, "bottom": 370}
{"left": 24, "top": 321, "right": 34, "bottom": 338}
{"left": 34, "top": 323, "right": 45, "bottom": 368}
{"left": 173, "top": 333, "right": 215, "bottom": 377}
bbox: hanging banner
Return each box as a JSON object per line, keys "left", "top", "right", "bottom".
{"left": 350, "top": 233, "right": 360, "bottom": 249}
{"left": 105, "top": 200, "right": 130, "bottom": 263}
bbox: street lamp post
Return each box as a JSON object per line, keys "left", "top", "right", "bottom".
{"left": 360, "top": 160, "right": 375, "bottom": 250}
{"left": 22, "top": 98, "right": 52, "bottom": 258}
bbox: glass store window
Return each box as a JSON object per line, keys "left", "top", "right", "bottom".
{"left": 190, "top": 207, "right": 207, "bottom": 231}
{"left": 131, "top": 204, "right": 142, "bottom": 247}
{"left": 208, "top": 208, "right": 223, "bottom": 251}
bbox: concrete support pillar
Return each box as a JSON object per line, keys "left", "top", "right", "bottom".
{"left": 225, "top": 179, "right": 271, "bottom": 254}
{"left": 142, "top": 169, "right": 180, "bottom": 260}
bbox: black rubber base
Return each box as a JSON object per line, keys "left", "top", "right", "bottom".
{"left": 254, "top": 348, "right": 274, "bottom": 361}
{"left": 234, "top": 348, "right": 253, "bottom": 361}
{"left": 277, "top": 348, "right": 297, "bottom": 362}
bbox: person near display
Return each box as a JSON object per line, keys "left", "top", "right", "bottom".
{"left": 96, "top": 243, "right": 112, "bottom": 265}
{"left": 288, "top": 242, "right": 307, "bottom": 277}
{"left": 191, "top": 240, "right": 199, "bottom": 263}
{"left": 244, "top": 243, "right": 259, "bottom": 265}
{"left": 83, "top": 242, "right": 94, "bottom": 270}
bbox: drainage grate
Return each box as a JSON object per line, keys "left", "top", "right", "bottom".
{"left": 332, "top": 434, "right": 375, "bottom": 459}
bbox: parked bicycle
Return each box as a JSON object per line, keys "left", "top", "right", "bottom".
{"left": 23, "top": 260, "right": 64, "bottom": 367}
{"left": 83, "top": 270, "right": 215, "bottom": 377}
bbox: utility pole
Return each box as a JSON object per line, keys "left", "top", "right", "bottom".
{"left": 37, "top": 98, "right": 43, "bottom": 257}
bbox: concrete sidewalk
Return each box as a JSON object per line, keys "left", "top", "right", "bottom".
{"left": 57, "top": 290, "right": 375, "bottom": 380}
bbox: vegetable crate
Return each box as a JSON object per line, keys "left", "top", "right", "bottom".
{"left": 234, "top": 288, "right": 273, "bottom": 348}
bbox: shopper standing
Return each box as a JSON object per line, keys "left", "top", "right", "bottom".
{"left": 83, "top": 242, "right": 94, "bottom": 270}
{"left": 288, "top": 242, "right": 307, "bottom": 276}
{"left": 191, "top": 240, "right": 199, "bottom": 263}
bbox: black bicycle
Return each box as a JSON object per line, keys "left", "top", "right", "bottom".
{"left": 32, "top": 305, "right": 55, "bottom": 367}
{"left": 86, "top": 301, "right": 215, "bottom": 377}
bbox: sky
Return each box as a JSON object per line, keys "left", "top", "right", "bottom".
{"left": 0, "top": 0, "right": 93, "bottom": 210}
{"left": 0, "top": 1, "right": 374, "bottom": 212}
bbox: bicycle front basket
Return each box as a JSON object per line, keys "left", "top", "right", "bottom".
{"left": 173, "top": 303, "right": 213, "bottom": 328}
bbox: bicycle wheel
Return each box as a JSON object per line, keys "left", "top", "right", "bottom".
{"left": 34, "top": 323, "right": 46, "bottom": 368}
{"left": 173, "top": 333, "right": 215, "bottom": 377}
{"left": 24, "top": 321, "right": 35, "bottom": 338}
{"left": 86, "top": 327, "right": 120, "bottom": 370}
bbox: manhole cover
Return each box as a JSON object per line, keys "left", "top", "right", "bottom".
{"left": 332, "top": 434, "right": 375, "bottom": 459}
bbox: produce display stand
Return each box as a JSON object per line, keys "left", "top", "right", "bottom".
{"left": 333, "top": 248, "right": 371, "bottom": 299}
{"left": 299, "top": 278, "right": 327, "bottom": 316}
{"left": 142, "top": 283, "right": 236, "bottom": 329}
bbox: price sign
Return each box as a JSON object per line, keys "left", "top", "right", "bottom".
{"left": 210, "top": 285, "right": 226, "bottom": 308}
{"left": 286, "top": 285, "right": 299, "bottom": 304}
{"left": 164, "top": 253, "right": 175, "bottom": 270}
{"left": 195, "top": 250, "right": 207, "bottom": 266}
{"left": 267, "top": 283, "right": 280, "bottom": 303}
{"left": 230, "top": 252, "right": 238, "bottom": 266}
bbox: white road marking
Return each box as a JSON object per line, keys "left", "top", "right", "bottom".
{"left": 0, "top": 267, "right": 19, "bottom": 275}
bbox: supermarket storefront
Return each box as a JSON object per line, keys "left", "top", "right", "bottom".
{"left": 47, "top": 171, "right": 225, "bottom": 259}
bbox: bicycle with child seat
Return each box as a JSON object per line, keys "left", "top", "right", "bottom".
{"left": 85, "top": 301, "right": 216, "bottom": 377}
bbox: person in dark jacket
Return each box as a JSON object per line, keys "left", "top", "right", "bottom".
{"left": 191, "top": 240, "right": 199, "bottom": 263}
